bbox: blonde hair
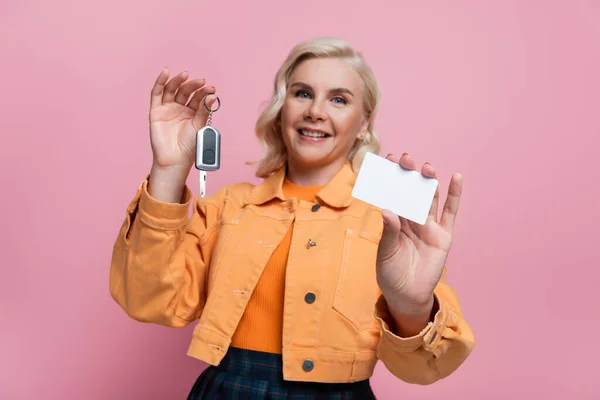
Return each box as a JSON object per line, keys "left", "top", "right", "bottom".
{"left": 249, "top": 37, "right": 382, "bottom": 178}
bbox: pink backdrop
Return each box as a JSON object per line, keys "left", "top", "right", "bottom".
{"left": 1, "top": 1, "right": 599, "bottom": 398}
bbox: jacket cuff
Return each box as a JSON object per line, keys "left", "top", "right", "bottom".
{"left": 136, "top": 177, "right": 192, "bottom": 230}
{"left": 375, "top": 291, "right": 448, "bottom": 355}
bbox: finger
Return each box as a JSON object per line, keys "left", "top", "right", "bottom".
{"left": 421, "top": 161, "right": 436, "bottom": 178}
{"left": 385, "top": 153, "right": 399, "bottom": 163}
{"left": 162, "top": 70, "right": 190, "bottom": 104}
{"left": 150, "top": 67, "right": 169, "bottom": 108}
{"left": 440, "top": 172, "right": 463, "bottom": 232}
{"left": 401, "top": 216, "right": 423, "bottom": 246}
{"left": 381, "top": 209, "right": 401, "bottom": 233}
{"left": 204, "top": 93, "right": 218, "bottom": 110}
{"left": 187, "top": 85, "right": 216, "bottom": 110}
{"left": 398, "top": 152, "right": 416, "bottom": 170}
{"left": 379, "top": 209, "right": 402, "bottom": 258}
{"left": 174, "top": 78, "right": 206, "bottom": 106}
{"left": 428, "top": 184, "right": 440, "bottom": 222}
{"left": 422, "top": 162, "right": 439, "bottom": 221}
{"left": 191, "top": 92, "right": 218, "bottom": 130}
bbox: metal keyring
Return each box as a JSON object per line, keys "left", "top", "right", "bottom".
{"left": 203, "top": 94, "right": 221, "bottom": 113}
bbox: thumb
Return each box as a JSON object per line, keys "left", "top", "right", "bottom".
{"left": 379, "top": 209, "right": 401, "bottom": 258}
{"left": 193, "top": 93, "right": 219, "bottom": 129}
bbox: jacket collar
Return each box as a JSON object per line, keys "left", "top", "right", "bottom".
{"left": 245, "top": 162, "right": 357, "bottom": 208}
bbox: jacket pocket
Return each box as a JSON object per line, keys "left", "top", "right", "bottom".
{"left": 333, "top": 228, "right": 381, "bottom": 331}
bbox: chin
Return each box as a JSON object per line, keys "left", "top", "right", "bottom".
{"left": 288, "top": 149, "right": 335, "bottom": 168}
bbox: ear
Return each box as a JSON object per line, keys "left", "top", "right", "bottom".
{"left": 357, "top": 113, "right": 370, "bottom": 140}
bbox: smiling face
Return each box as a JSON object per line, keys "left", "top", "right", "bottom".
{"left": 279, "top": 57, "right": 369, "bottom": 174}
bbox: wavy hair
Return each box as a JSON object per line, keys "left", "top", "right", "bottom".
{"left": 249, "top": 37, "right": 382, "bottom": 178}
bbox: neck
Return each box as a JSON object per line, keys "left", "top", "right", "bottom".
{"left": 285, "top": 158, "right": 347, "bottom": 186}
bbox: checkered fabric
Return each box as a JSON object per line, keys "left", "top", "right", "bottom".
{"left": 186, "top": 347, "right": 377, "bottom": 399}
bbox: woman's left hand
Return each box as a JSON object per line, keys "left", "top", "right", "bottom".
{"left": 376, "top": 152, "right": 463, "bottom": 316}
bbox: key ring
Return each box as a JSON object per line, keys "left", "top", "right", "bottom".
{"left": 203, "top": 94, "right": 221, "bottom": 113}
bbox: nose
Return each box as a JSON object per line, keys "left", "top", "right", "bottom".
{"left": 304, "top": 98, "right": 326, "bottom": 121}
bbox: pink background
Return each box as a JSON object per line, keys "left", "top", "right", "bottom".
{"left": 1, "top": 1, "right": 599, "bottom": 399}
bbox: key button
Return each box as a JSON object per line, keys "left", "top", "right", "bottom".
{"left": 203, "top": 149, "right": 215, "bottom": 164}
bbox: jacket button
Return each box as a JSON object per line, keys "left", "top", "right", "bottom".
{"left": 311, "top": 204, "right": 321, "bottom": 212}
{"left": 302, "top": 359, "right": 314, "bottom": 372}
{"left": 306, "top": 239, "right": 316, "bottom": 248}
{"left": 304, "top": 292, "right": 316, "bottom": 304}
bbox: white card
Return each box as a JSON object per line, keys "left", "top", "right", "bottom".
{"left": 352, "top": 152, "right": 438, "bottom": 225}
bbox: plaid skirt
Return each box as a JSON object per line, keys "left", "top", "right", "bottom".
{"left": 186, "top": 347, "right": 377, "bottom": 399}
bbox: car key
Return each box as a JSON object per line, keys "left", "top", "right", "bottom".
{"left": 195, "top": 95, "right": 221, "bottom": 197}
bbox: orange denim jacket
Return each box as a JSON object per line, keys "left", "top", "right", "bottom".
{"left": 109, "top": 162, "right": 475, "bottom": 384}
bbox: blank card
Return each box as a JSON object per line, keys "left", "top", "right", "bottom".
{"left": 352, "top": 152, "right": 438, "bottom": 225}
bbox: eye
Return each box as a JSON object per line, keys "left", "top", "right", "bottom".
{"left": 332, "top": 96, "right": 347, "bottom": 105}
{"left": 295, "top": 90, "right": 311, "bottom": 99}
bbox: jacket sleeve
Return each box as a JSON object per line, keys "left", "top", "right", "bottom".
{"left": 374, "top": 267, "right": 475, "bottom": 385}
{"left": 109, "top": 177, "right": 226, "bottom": 327}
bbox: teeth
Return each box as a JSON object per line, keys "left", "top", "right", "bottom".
{"left": 300, "top": 130, "right": 327, "bottom": 138}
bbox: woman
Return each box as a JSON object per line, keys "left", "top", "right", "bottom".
{"left": 110, "top": 37, "right": 475, "bottom": 399}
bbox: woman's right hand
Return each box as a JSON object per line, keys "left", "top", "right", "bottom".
{"left": 147, "top": 68, "right": 218, "bottom": 203}
{"left": 149, "top": 67, "right": 218, "bottom": 171}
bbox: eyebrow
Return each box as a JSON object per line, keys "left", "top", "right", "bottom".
{"left": 289, "top": 82, "right": 354, "bottom": 97}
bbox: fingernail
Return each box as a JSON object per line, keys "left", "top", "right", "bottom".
{"left": 401, "top": 152, "right": 409, "bottom": 157}
{"left": 386, "top": 153, "right": 393, "bottom": 158}
{"left": 424, "top": 161, "right": 432, "bottom": 165}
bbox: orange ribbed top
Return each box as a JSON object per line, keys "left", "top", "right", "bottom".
{"left": 230, "top": 178, "right": 324, "bottom": 354}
